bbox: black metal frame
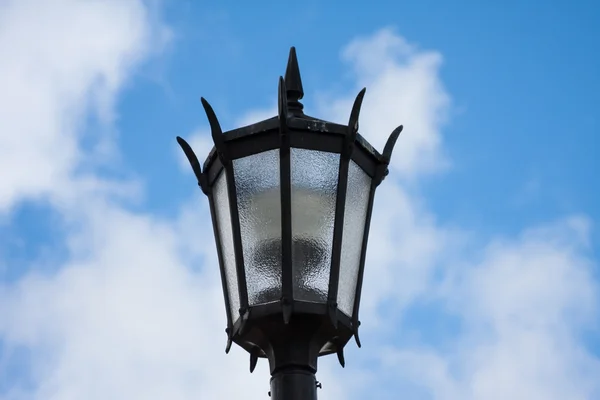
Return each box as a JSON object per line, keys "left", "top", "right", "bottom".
{"left": 278, "top": 76, "right": 294, "bottom": 326}
{"left": 177, "top": 47, "right": 402, "bottom": 397}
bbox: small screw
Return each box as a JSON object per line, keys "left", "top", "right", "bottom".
{"left": 316, "top": 381, "right": 322, "bottom": 389}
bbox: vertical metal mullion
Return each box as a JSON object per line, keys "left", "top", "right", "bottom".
{"left": 278, "top": 77, "right": 293, "bottom": 324}
{"left": 330, "top": 88, "right": 366, "bottom": 328}
{"left": 351, "top": 177, "right": 377, "bottom": 348}
{"left": 201, "top": 97, "right": 250, "bottom": 327}
{"left": 350, "top": 123, "right": 401, "bottom": 344}
{"left": 224, "top": 159, "right": 249, "bottom": 318}
{"left": 327, "top": 154, "right": 350, "bottom": 327}
{"left": 207, "top": 182, "right": 234, "bottom": 353}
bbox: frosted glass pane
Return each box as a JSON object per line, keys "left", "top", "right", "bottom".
{"left": 337, "top": 161, "right": 371, "bottom": 317}
{"left": 233, "top": 150, "right": 282, "bottom": 306}
{"left": 290, "top": 148, "right": 339, "bottom": 303}
{"left": 213, "top": 171, "right": 240, "bottom": 321}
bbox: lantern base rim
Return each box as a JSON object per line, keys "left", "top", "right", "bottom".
{"left": 229, "top": 302, "right": 355, "bottom": 373}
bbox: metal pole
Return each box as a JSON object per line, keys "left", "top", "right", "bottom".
{"left": 270, "top": 366, "right": 318, "bottom": 400}
{"left": 262, "top": 314, "right": 323, "bottom": 399}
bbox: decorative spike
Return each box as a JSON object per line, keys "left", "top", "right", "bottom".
{"left": 176, "top": 136, "right": 206, "bottom": 193}
{"left": 284, "top": 47, "right": 304, "bottom": 99}
{"left": 200, "top": 97, "right": 223, "bottom": 136}
{"left": 200, "top": 97, "right": 227, "bottom": 162}
{"left": 225, "top": 327, "right": 233, "bottom": 354}
{"left": 343, "top": 88, "right": 367, "bottom": 157}
{"left": 347, "top": 88, "right": 367, "bottom": 135}
{"left": 353, "top": 319, "right": 362, "bottom": 348}
{"left": 382, "top": 125, "right": 404, "bottom": 163}
{"left": 336, "top": 341, "right": 346, "bottom": 368}
{"left": 277, "top": 76, "right": 289, "bottom": 134}
{"left": 374, "top": 125, "right": 404, "bottom": 186}
{"left": 354, "top": 331, "right": 362, "bottom": 348}
{"left": 225, "top": 337, "right": 232, "bottom": 354}
{"left": 284, "top": 47, "right": 304, "bottom": 112}
{"left": 250, "top": 347, "right": 260, "bottom": 373}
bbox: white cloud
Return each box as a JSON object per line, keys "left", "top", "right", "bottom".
{"left": 0, "top": 3, "right": 598, "bottom": 399}
{"left": 362, "top": 216, "right": 599, "bottom": 400}
{"left": 319, "top": 27, "right": 451, "bottom": 178}
{"left": 0, "top": 0, "right": 169, "bottom": 213}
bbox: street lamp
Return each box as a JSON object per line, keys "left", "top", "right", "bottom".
{"left": 177, "top": 47, "right": 402, "bottom": 399}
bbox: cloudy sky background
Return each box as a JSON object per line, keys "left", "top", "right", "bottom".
{"left": 1, "top": 0, "right": 599, "bottom": 399}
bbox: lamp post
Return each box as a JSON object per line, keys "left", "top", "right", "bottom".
{"left": 177, "top": 47, "right": 402, "bottom": 399}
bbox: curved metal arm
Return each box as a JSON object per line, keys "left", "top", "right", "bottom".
{"left": 200, "top": 97, "right": 227, "bottom": 164}
{"left": 348, "top": 88, "right": 367, "bottom": 135}
{"left": 176, "top": 136, "right": 208, "bottom": 194}
{"left": 249, "top": 346, "right": 261, "bottom": 373}
{"left": 343, "top": 87, "right": 366, "bottom": 157}
{"left": 373, "top": 125, "right": 404, "bottom": 185}
{"left": 335, "top": 337, "right": 346, "bottom": 368}
{"left": 382, "top": 124, "right": 404, "bottom": 164}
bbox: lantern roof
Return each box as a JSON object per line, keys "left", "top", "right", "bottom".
{"left": 201, "top": 47, "right": 394, "bottom": 174}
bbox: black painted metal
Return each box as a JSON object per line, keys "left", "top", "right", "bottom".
{"left": 201, "top": 98, "right": 249, "bottom": 324}
{"left": 176, "top": 136, "right": 233, "bottom": 351}
{"left": 327, "top": 88, "right": 366, "bottom": 333}
{"left": 223, "top": 158, "right": 250, "bottom": 323}
{"left": 205, "top": 156, "right": 223, "bottom": 187}
{"left": 284, "top": 47, "right": 304, "bottom": 115}
{"left": 208, "top": 186, "right": 234, "bottom": 353}
{"left": 176, "top": 46, "right": 404, "bottom": 399}
{"left": 351, "top": 178, "right": 376, "bottom": 348}
{"left": 278, "top": 76, "right": 294, "bottom": 325}
{"left": 175, "top": 136, "right": 206, "bottom": 193}
{"left": 350, "top": 124, "right": 403, "bottom": 346}
{"left": 382, "top": 126, "right": 404, "bottom": 169}
{"left": 270, "top": 367, "right": 318, "bottom": 400}
{"left": 201, "top": 118, "right": 381, "bottom": 177}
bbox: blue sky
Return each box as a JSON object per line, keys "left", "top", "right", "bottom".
{"left": 0, "top": 0, "right": 599, "bottom": 399}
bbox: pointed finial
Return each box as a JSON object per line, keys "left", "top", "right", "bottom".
{"left": 284, "top": 47, "right": 304, "bottom": 113}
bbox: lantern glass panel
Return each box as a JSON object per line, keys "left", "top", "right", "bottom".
{"left": 233, "top": 149, "right": 282, "bottom": 306}
{"left": 213, "top": 171, "right": 241, "bottom": 320}
{"left": 337, "top": 160, "right": 371, "bottom": 316}
{"left": 290, "top": 148, "right": 340, "bottom": 303}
